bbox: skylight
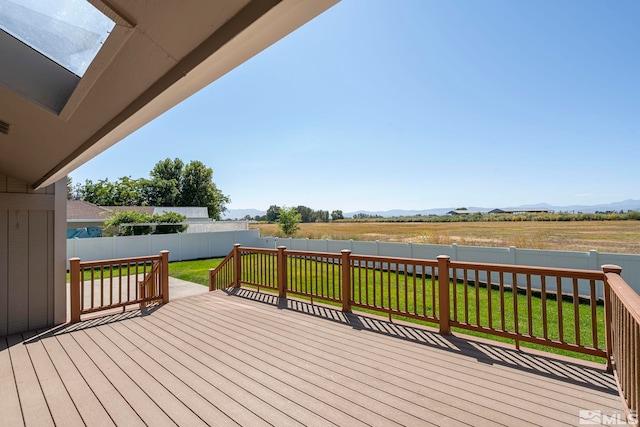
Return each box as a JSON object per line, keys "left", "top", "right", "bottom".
{"left": 0, "top": 0, "right": 115, "bottom": 77}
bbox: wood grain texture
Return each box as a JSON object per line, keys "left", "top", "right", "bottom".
{"left": 0, "top": 290, "right": 626, "bottom": 426}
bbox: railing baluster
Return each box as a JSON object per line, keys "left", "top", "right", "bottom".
{"left": 513, "top": 272, "right": 519, "bottom": 349}
{"left": 432, "top": 269, "right": 437, "bottom": 319}
{"left": 463, "top": 269, "right": 468, "bottom": 324}
{"left": 420, "top": 266, "right": 427, "bottom": 317}
{"left": 573, "top": 277, "right": 580, "bottom": 346}
{"left": 412, "top": 264, "right": 417, "bottom": 316}
{"left": 475, "top": 269, "right": 480, "bottom": 326}
{"left": 527, "top": 274, "right": 533, "bottom": 337}
{"left": 91, "top": 267, "right": 95, "bottom": 309}
{"left": 557, "top": 276, "right": 564, "bottom": 343}
{"left": 487, "top": 269, "right": 493, "bottom": 330}
{"left": 589, "top": 279, "right": 598, "bottom": 349}
{"left": 452, "top": 267, "right": 458, "bottom": 322}
{"left": 541, "top": 275, "right": 548, "bottom": 340}
{"left": 395, "top": 263, "right": 400, "bottom": 313}
{"left": 499, "top": 271, "right": 505, "bottom": 331}
{"left": 387, "top": 262, "right": 392, "bottom": 320}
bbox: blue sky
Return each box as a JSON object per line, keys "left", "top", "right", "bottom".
{"left": 70, "top": 0, "right": 640, "bottom": 212}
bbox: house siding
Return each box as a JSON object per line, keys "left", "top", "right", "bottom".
{"left": 0, "top": 175, "right": 66, "bottom": 336}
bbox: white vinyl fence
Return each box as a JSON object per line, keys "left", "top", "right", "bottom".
{"left": 66, "top": 230, "right": 260, "bottom": 268}
{"left": 256, "top": 237, "right": 640, "bottom": 296}
{"left": 68, "top": 231, "right": 640, "bottom": 295}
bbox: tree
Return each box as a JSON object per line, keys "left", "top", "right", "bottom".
{"left": 331, "top": 210, "right": 344, "bottom": 220}
{"left": 180, "top": 160, "right": 230, "bottom": 220}
{"left": 295, "top": 205, "right": 313, "bottom": 223}
{"left": 145, "top": 158, "right": 184, "bottom": 206}
{"left": 312, "top": 210, "right": 329, "bottom": 222}
{"left": 71, "top": 158, "right": 230, "bottom": 218}
{"left": 77, "top": 176, "right": 145, "bottom": 206}
{"left": 277, "top": 206, "right": 301, "bottom": 237}
{"left": 266, "top": 205, "right": 281, "bottom": 222}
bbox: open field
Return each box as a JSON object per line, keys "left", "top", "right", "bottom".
{"left": 250, "top": 220, "right": 640, "bottom": 254}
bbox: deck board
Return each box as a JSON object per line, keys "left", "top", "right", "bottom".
{"left": 21, "top": 331, "right": 84, "bottom": 427}
{"left": 179, "top": 297, "right": 567, "bottom": 425}
{"left": 185, "top": 294, "right": 620, "bottom": 424}
{"left": 35, "top": 329, "right": 115, "bottom": 427}
{"left": 70, "top": 330, "right": 176, "bottom": 426}
{"left": 0, "top": 337, "right": 25, "bottom": 427}
{"left": 7, "top": 333, "right": 54, "bottom": 427}
{"left": 0, "top": 289, "right": 627, "bottom": 426}
{"left": 52, "top": 331, "right": 145, "bottom": 427}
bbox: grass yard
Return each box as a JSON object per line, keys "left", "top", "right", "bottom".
{"left": 66, "top": 263, "right": 156, "bottom": 283}
{"left": 169, "top": 257, "right": 225, "bottom": 286}
{"left": 251, "top": 220, "right": 640, "bottom": 254}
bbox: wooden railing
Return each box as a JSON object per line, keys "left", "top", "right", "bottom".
{"left": 209, "top": 244, "right": 639, "bottom": 416}
{"left": 604, "top": 265, "right": 640, "bottom": 417}
{"left": 446, "top": 258, "right": 607, "bottom": 358}
{"left": 69, "top": 251, "right": 169, "bottom": 322}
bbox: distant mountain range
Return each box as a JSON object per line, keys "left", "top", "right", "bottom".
{"left": 222, "top": 199, "right": 640, "bottom": 220}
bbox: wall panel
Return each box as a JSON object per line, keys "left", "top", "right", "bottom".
{"left": 0, "top": 210, "right": 7, "bottom": 335}
{"left": 0, "top": 175, "right": 62, "bottom": 336}
{"left": 28, "top": 211, "right": 49, "bottom": 330}
{"left": 7, "top": 210, "right": 29, "bottom": 334}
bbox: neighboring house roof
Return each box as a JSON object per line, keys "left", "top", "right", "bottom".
{"left": 67, "top": 201, "right": 209, "bottom": 222}
{"left": 490, "top": 208, "right": 553, "bottom": 214}
{"left": 447, "top": 210, "right": 487, "bottom": 215}
{"left": 154, "top": 207, "right": 209, "bottom": 220}
{"left": 67, "top": 200, "right": 110, "bottom": 222}
{"left": 103, "top": 206, "right": 155, "bottom": 215}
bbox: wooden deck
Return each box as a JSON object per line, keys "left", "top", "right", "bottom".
{"left": 1, "top": 289, "right": 626, "bottom": 426}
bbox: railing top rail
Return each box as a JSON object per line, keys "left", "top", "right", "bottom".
{"left": 449, "top": 259, "right": 605, "bottom": 280}
{"left": 349, "top": 253, "right": 439, "bottom": 267}
{"left": 238, "top": 246, "right": 342, "bottom": 258}
{"left": 238, "top": 247, "right": 278, "bottom": 255}
{"left": 606, "top": 272, "right": 640, "bottom": 324}
{"left": 77, "top": 254, "right": 162, "bottom": 268}
{"left": 284, "top": 249, "right": 342, "bottom": 258}
{"left": 210, "top": 250, "right": 235, "bottom": 275}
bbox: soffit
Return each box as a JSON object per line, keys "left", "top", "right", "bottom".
{"left": 0, "top": 0, "right": 339, "bottom": 188}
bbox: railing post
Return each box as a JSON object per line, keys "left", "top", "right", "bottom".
{"left": 602, "top": 264, "right": 622, "bottom": 373}
{"left": 233, "top": 243, "right": 242, "bottom": 288}
{"left": 341, "top": 250, "right": 352, "bottom": 312}
{"left": 209, "top": 268, "right": 215, "bottom": 291}
{"left": 69, "top": 257, "right": 81, "bottom": 323}
{"left": 277, "top": 246, "right": 287, "bottom": 298}
{"left": 437, "top": 255, "right": 451, "bottom": 335}
{"left": 160, "top": 250, "right": 169, "bottom": 304}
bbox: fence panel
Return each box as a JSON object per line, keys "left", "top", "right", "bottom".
{"left": 255, "top": 238, "right": 640, "bottom": 294}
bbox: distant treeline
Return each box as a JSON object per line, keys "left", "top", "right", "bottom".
{"left": 336, "top": 211, "right": 640, "bottom": 223}
{"left": 251, "top": 205, "right": 344, "bottom": 223}
{"left": 242, "top": 207, "right": 640, "bottom": 223}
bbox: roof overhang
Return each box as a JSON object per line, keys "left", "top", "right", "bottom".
{"left": 0, "top": 0, "right": 339, "bottom": 188}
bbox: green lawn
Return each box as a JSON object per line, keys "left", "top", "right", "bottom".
{"left": 169, "top": 258, "right": 225, "bottom": 286}
{"left": 67, "top": 263, "right": 155, "bottom": 282}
